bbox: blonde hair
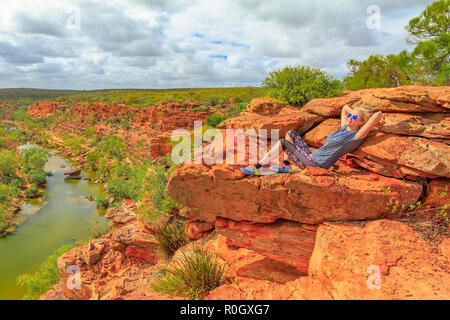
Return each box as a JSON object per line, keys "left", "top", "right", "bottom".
{"left": 354, "top": 108, "right": 370, "bottom": 123}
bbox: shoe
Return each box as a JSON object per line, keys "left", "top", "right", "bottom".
{"left": 270, "top": 162, "right": 292, "bottom": 173}
{"left": 241, "top": 163, "right": 262, "bottom": 175}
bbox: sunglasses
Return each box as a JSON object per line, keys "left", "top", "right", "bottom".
{"left": 347, "top": 113, "right": 359, "bottom": 120}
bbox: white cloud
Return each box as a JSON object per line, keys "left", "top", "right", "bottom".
{"left": 0, "top": 0, "right": 436, "bottom": 89}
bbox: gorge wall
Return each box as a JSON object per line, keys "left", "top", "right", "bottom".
{"left": 40, "top": 85, "right": 449, "bottom": 300}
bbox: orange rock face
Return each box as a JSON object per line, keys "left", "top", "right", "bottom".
{"left": 38, "top": 85, "right": 450, "bottom": 300}
{"left": 246, "top": 97, "right": 288, "bottom": 115}
{"left": 166, "top": 164, "right": 422, "bottom": 224}
{"left": 215, "top": 218, "right": 317, "bottom": 274}
{"left": 43, "top": 205, "right": 176, "bottom": 300}
{"left": 308, "top": 219, "right": 450, "bottom": 299}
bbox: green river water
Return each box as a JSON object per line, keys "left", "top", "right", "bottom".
{"left": 0, "top": 143, "right": 108, "bottom": 300}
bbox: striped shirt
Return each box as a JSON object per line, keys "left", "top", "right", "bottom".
{"left": 311, "top": 125, "right": 365, "bottom": 169}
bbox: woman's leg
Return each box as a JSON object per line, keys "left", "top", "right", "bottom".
{"left": 279, "top": 130, "right": 320, "bottom": 169}
{"left": 259, "top": 140, "right": 283, "bottom": 165}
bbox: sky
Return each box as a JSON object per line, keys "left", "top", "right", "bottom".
{"left": 0, "top": 0, "right": 435, "bottom": 90}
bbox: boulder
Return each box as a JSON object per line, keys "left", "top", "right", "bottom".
{"left": 423, "top": 178, "right": 450, "bottom": 208}
{"left": 217, "top": 111, "right": 325, "bottom": 138}
{"left": 215, "top": 218, "right": 317, "bottom": 274}
{"left": 246, "top": 97, "right": 286, "bottom": 115}
{"left": 308, "top": 219, "right": 450, "bottom": 299}
{"left": 166, "top": 164, "right": 423, "bottom": 224}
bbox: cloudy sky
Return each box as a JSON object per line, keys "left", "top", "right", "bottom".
{"left": 0, "top": 0, "right": 434, "bottom": 89}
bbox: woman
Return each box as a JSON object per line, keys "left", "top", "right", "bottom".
{"left": 241, "top": 105, "right": 383, "bottom": 174}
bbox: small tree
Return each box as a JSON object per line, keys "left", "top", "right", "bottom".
{"left": 262, "top": 65, "right": 342, "bottom": 107}
{"left": 344, "top": 53, "right": 412, "bottom": 90}
{"left": 406, "top": 0, "right": 450, "bottom": 85}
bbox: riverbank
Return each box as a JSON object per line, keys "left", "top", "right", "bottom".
{"left": 0, "top": 142, "right": 108, "bottom": 299}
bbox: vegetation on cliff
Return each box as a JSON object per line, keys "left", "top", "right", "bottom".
{"left": 0, "top": 124, "right": 50, "bottom": 235}
{"left": 153, "top": 246, "right": 227, "bottom": 300}
{"left": 17, "top": 244, "right": 73, "bottom": 300}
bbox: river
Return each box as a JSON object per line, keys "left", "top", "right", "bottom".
{"left": 0, "top": 143, "right": 108, "bottom": 300}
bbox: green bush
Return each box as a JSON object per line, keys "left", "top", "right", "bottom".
{"left": 145, "top": 163, "right": 180, "bottom": 217}
{"left": 154, "top": 219, "right": 189, "bottom": 257}
{"left": 344, "top": 53, "right": 412, "bottom": 90}
{"left": 84, "top": 127, "right": 96, "bottom": 137}
{"left": 21, "top": 148, "right": 48, "bottom": 172}
{"left": 27, "top": 169, "right": 47, "bottom": 186}
{"left": 207, "top": 96, "right": 220, "bottom": 106}
{"left": 192, "top": 106, "right": 209, "bottom": 112}
{"left": 17, "top": 244, "right": 73, "bottom": 300}
{"left": 0, "top": 185, "right": 8, "bottom": 201}
{"left": 24, "top": 185, "right": 39, "bottom": 198}
{"left": 98, "top": 135, "right": 127, "bottom": 160}
{"left": 0, "top": 149, "right": 19, "bottom": 179}
{"left": 87, "top": 136, "right": 100, "bottom": 147}
{"left": 86, "top": 151, "right": 102, "bottom": 171}
{"left": 9, "top": 186, "right": 21, "bottom": 198}
{"left": 96, "top": 195, "right": 109, "bottom": 209}
{"left": 205, "top": 114, "right": 230, "bottom": 128}
{"left": 262, "top": 65, "right": 342, "bottom": 106}
{"left": 152, "top": 246, "right": 227, "bottom": 300}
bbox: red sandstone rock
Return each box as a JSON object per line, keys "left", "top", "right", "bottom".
{"left": 440, "top": 238, "right": 450, "bottom": 260}
{"left": 217, "top": 111, "right": 325, "bottom": 138}
{"left": 302, "top": 96, "right": 360, "bottom": 116}
{"left": 186, "top": 220, "right": 214, "bottom": 240}
{"left": 215, "top": 218, "right": 317, "bottom": 274}
{"left": 309, "top": 220, "right": 450, "bottom": 299}
{"left": 423, "top": 178, "right": 450, "bottom": 208}
{"left": 246, "top": 97, "right": 286, "bottom": 115}
{"left": 166, "top": 164, "right": 423, "bottom": 224}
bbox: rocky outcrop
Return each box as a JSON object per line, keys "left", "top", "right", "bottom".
{"left": 215, "top": 217, "right": 317, "bottom": 274}
{"left": 167, "top": 164, "right": 423, "bottom": 224}
{"left": 27, "top": 101, "right": 214, "bottom": 159}
{"left": 207, "top": 220, "right": 450, "bottom": 300}
{"left": 308, "top": 220, "right": 450, "bottom": 299}
{"left": 164, "top": 85, "right": 450, "bottom": 299}
{"left": 44, "top": 205, "right": 179, "bottom": 300}
{"left": 41, "top": 86, "right": 450, "bottom": 300}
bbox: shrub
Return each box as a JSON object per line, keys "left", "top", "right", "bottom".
{"left": 17, "top": 244, "right": 73, "bottom": 300}
{"left": 87, "top": 136, "right": 100, "bottom": 147}
{"left": 9, "top": 186, "right": 21, "bottom": 198}
{"left": 145, "top": 163, "right": 180, "bottom": 217}
{"left": 192, "top": 106, "right": 209, "bottom": 112}
{"left": 207, "top": 96, "right": 220, "bottom": 106}
{"left": 96, "top": 195, "right": 109, "bottom": 209}
{"left": 0, "top": 185, "right": 8, "bottom": 201}
{"left": 86, "top": 151, "right": 102, "bottom": 171}
{"left": 205, "top": 114, "right": 230, "bottom": 128}
{"left": 154, "top": 219, "right": 189, "bottom": 257}
{"left": 89, "top": 221, "right": 112, "bottom": 239}
{"left": 0, "top": 150, "right": 19, "bottom": 178}
{"left": 152, "top": 246, "right": 227, "bottom": 299}
{"left": 262, "top": 65, "right": 342, "bottom": 106}
{"left": 98, "top": 135, "right": 127, "bottom": 160}
{"left": 21, "top": 148, "right": 48, "bottom": 172}
{"left": 27, "top": 169, "right": 47, "bottom": 186}
{"left": 84, "top": 127, "right": 96, "bottom": 137}
{"left": 24, "top": 185, "right": 39, "bottom": 198}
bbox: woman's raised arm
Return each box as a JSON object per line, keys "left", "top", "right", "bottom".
{"left": 354, "top": 111, "right": 383, "bottom": 140}
{"left": 341, "top": 105, "right": 351, "bottom": 127}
